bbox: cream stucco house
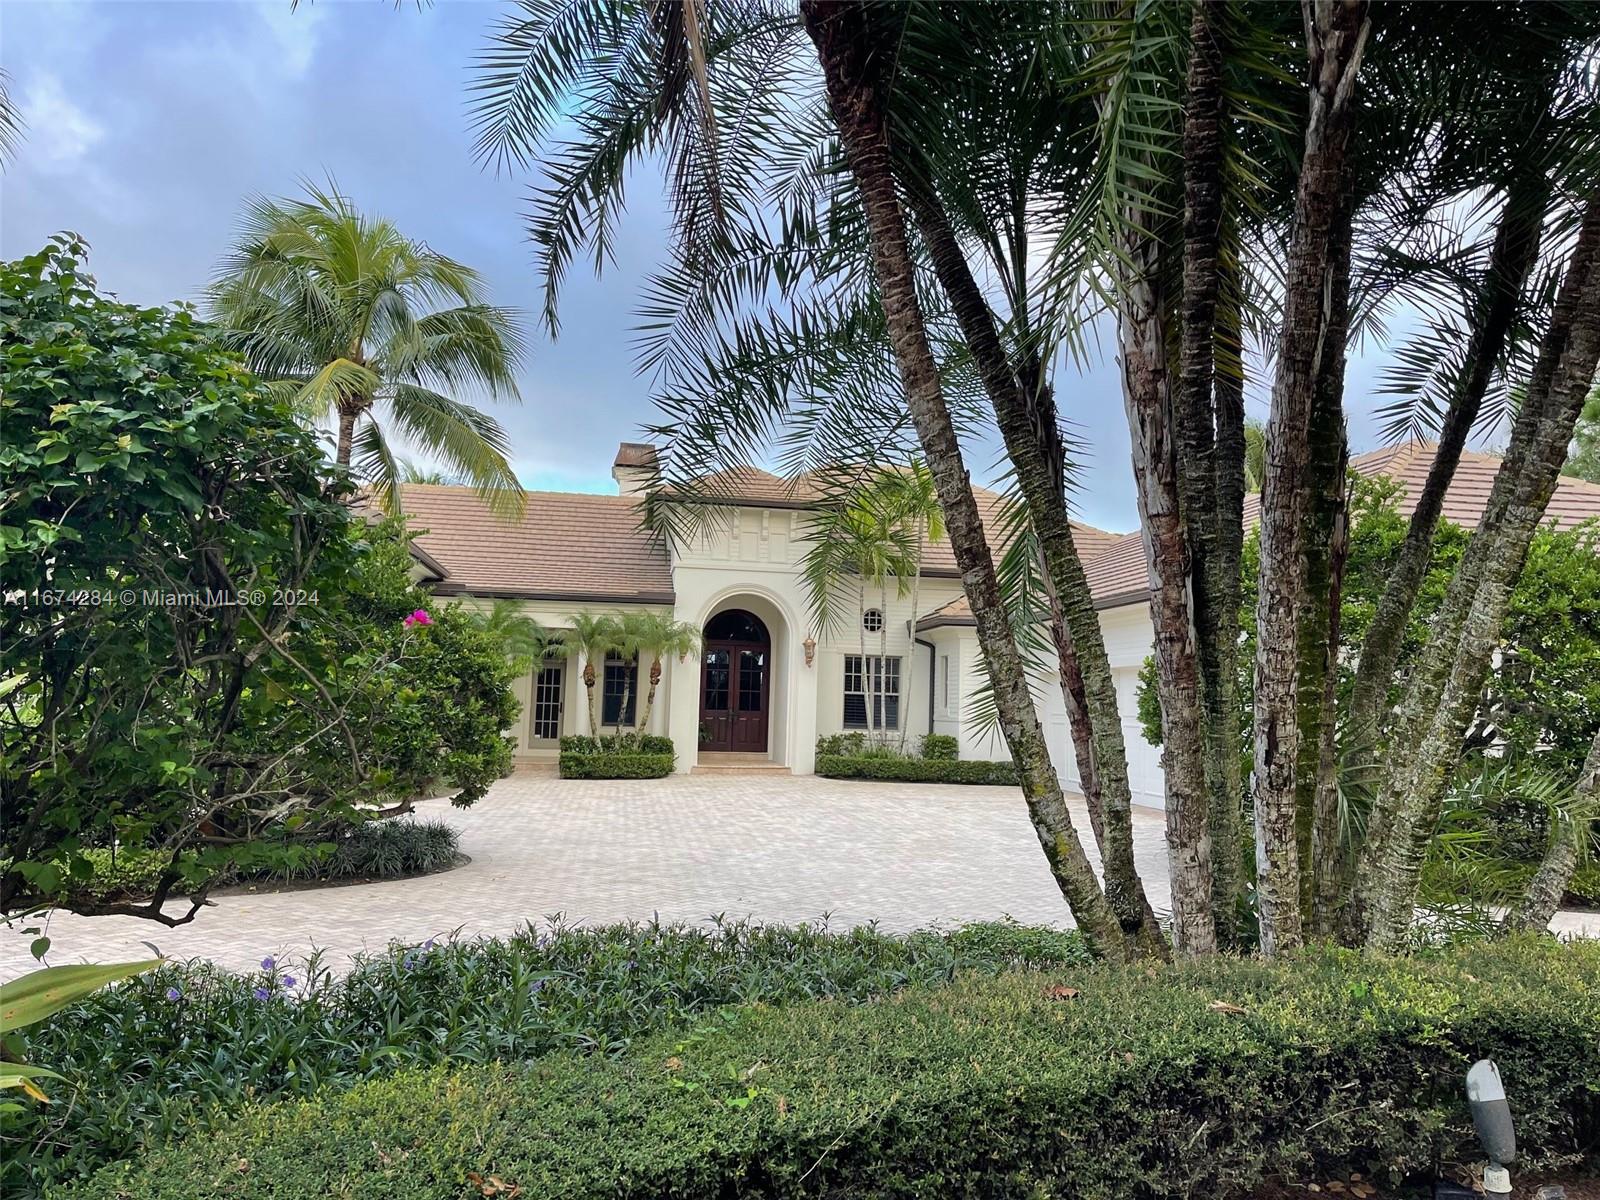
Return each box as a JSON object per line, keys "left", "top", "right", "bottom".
{"left": 402, "top": 439, "right": 1600, "bottom": 806}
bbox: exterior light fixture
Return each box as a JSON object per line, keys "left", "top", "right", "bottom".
{"left": 803, "top": 636, "right": 816, "bottom": 667}
{"left": 1467, "top": 1059, "right": 1515, "bottom": 1197}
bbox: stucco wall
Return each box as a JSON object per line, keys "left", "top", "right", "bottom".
{"left": 438, "top": 500, "right": 1165, "bottom": 796}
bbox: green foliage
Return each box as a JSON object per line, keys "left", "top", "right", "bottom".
{"left": 1138, "top": 476, "right": 1600, "bottom": 774}
{"left": 60, "top": 848, "right": 210, "bottom": 905}
{"left": 1497, "top": 520, "right": 1600, "bottom": 776}
{"left": 0, "top": 241, "right": 517, "bottom": 916}
{"left": 59, "top": 821, "right": 462, "bottom": 902}
{"left": 0, "top": 237, "right": 356, "bottom": 910}
{"left": 0, "top": 960, "right": 160, "bottom": 1106}
{"left": 72, "top": 939, "right": 1600, "bottom": 1200}
{"left": 333, "top": 522, "right": 520, "bottom": 809}
{"left": 558, "top": 734, "right": 675, "bottom": 775}
{"left": 263, "top": 820, "right": 464, "bottom": 884}
{"left": 1567, "top": 382, "right": 1600, "bottom": 484}
{"left": 6, "top": 918, "right": 1086, "bottom": 1194}
{"left": 815, "top": 755, "right": 1018, "bottom": 786}
{"left": 560, "top": 734, "right": 674, "bottom": 755}
{"left": 559, "top": 753, "right": 675, "bottom": 779}
{"left": 919, "top": 733, "right": 959, "bottom": 761}
{"left": 208, "top": 179, "right": 526, "bottom": 510}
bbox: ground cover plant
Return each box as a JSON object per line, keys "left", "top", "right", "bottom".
{"left": 70, "top": 937, "right": 1600, "bottom": 1200}
{"left": 4, "top": 918, "right": 1086, "bottom": 1195}
{"left": 59, "top": 820, "right": 464, "bottom": 905}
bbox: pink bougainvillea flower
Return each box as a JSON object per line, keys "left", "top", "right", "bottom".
{"left": 402, "top": 609, "right": 433, "bottom": 629}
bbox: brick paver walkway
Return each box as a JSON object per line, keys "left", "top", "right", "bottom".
{"left": 6, "top": 772, "right": 1594, "bottom": 976}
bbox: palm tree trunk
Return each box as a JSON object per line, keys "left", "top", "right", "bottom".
{"left": 801, "top": 0, "right": 1131, "bottom": 961}
{"left": 899, "top": 524, "right": 923, "bottom": 754}
{"left": 1175, "top": 0, "right": 1242, "bottom": 945}
{"left": 1208, "top": 286, "right": 1248, "bottom": 939}
{"left": 1359, "top": 192, "right": 1600, "bottom": 950}
{"left": 583, "top": 659, "right": 600, "bottom": 738}
{"left": 1119, "top": 259, "right": 1216, "bottom": 956}
{"left": 1505, "top": 728, "right": 1599, "bottom": 935}
{"left": 903, "top": 168, "right": 1165, "bottom": 955}
{"left": 1249, "top": 0, "right": 1368, "bottom": 957}
{"left": 1295, "top": 202, "right": 1354, "bottom": 936}
{"left": 638, "top": 656, "right": 663, "bottom": 734}
{"left": 335, "top": 403, "right": 359, "bottom": 467}
{"left": 858, "top": 578, "right": 874, "bottom": 743}
{"left": 879, "top": 579, "right": 890, "bottom": 744}
{"left": 1342, "top": 173, "right": 1550, "bottom": 782}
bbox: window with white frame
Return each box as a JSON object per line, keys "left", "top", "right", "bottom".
{"left": 843, "top": 654, "right": 900, "bottom": 729}
{"left": 939, "top": 653, "right": 951, "bottom": 715}
{"left": 862, "top": 608, "right": 884, "bottom": 633}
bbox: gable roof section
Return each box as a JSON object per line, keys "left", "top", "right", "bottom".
{"left": 397, "top": 485, "right": 675, "bottom": 604}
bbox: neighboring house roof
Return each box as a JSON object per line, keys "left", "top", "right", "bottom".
{"left": 397, "top": 485, "right": 676, "bottom": 604}
{"left": 1022, "top": 439, "right": 1600, "bottom": 624}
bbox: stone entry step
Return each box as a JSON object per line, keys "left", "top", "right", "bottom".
{"left": 693, "top": 752, "right": 791, "bottom": 776}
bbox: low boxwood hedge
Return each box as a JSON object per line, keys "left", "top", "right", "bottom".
{"left": 815, "top": 753, "right": 1018, "bottom": 785}
{"left": 74, "top": 939, "right": 1600, "bottom": 1200}
{"left": 558, "top": 734, "right": 677, "bottom": 778}
{"left": 559, "top": 752, "right": 675, "bottom": 779}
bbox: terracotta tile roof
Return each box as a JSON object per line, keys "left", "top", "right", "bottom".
{"left": 398, "top": 485, "right": 674, "bottom": 604}
{"left": 915, "top": 519, "right": 1142, "bottom": 629}
{"left": 1079, "top": 440, "right": 1600, "bottom": 616}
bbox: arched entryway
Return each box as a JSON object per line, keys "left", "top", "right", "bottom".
{"left": 700, "top": 608, "right": 771, "bottom": 753}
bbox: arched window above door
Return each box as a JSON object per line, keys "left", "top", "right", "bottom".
{"left": 704, "top": 608, "right": 769, "bottom": 644}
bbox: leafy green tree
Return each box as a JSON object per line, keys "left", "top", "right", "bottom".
{"left": 208, "top": 180, "right": 527, "bottom": 512}
{"left": 0, "top": 240, "right": 517, "bottom": 923}
{"left": 1, "top": 236, "right": 354, "bottom": 920}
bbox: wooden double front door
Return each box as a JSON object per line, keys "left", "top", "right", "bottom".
{"left": 700, "top": 609, "right": 770, "bottom": 753}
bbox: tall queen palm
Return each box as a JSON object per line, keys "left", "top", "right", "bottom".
{"left": 209, "top": 180, "right": 528, "bottom": 512}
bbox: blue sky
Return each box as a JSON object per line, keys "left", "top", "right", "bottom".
{"left": 2, "top": 0, "right": 1422, "bottom": 533}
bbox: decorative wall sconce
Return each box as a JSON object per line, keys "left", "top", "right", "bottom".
{"left": 803, "top": 635, "right": 816, "bottom": 667}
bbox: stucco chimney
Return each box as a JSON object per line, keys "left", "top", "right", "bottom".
{"left": 612, "top": 442, "right": 659, "bottom": 496}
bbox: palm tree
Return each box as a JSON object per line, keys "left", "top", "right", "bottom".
{"left": 623, "top": 611, "right": 701, "bottom": 735}
{"left": 399, "top": 459, "right": 469, "bottom": 486}
{"left": 0, "top": 69, "right": 23, "bottom": 166}
{"left": 1243, "top": 420, "right": 1267, "bottom": 493}
{"left": 872, "top": 465, "right": 944, "bottom": 753}
{"left": 470, "top": 600, "right": 555, "bottom": 669}
{"left": 802, "top": 486, "right": 917, "bottom": 746}
{"left": 566, "top": 611, "right": 622, "bottom": 738}
{"left": 208, "top": 179, "right": 528, "bottom": 513}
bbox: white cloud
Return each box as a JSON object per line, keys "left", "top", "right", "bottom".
{"left": 257, "top": 1, "right": 326, "bottom": 78}
{"left": 20, "top": 72, "right": 105, "bottom": 171}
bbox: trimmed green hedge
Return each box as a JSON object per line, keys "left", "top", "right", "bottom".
{"left": 73, "top": 939, "right": 1600, "bottom": 1200}
{"left": 816, "top": 753, "right": 1018, "bottom": 785}
{"left": 560, "top": 734, "right": 674, "bottom": 755}
{"left": 559, "top": 752, "right": 675, "bottom": 779}
{"left": 558, "top": 734, "right": 676, "bottom": 778}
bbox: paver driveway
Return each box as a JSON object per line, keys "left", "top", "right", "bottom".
{"left": 5, "top": 771, "right": 1594, "bottom": 975}
{"left": 4, "top": 772, "right": 1170, "bottom": 974}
